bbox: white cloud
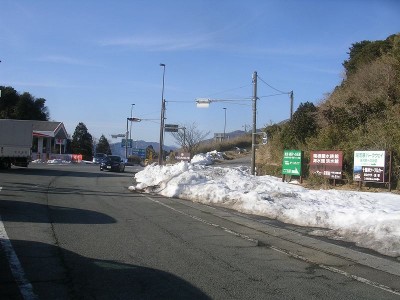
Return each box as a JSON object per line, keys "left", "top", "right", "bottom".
{"left": 35, "top": 55, "right": 101, "bottom": 67}
{"left": 99, "top": 34, "right": 213, "bottom": 52}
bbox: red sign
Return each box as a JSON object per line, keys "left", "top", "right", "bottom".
{"left": 310, "top": 151, "right": 343, "bottom": 179}
{"left": 71, "top": 154, "right": 82, "bottom": 163}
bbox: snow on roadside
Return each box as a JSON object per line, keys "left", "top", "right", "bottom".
{"left": 130, "top": 161, "right": 400, "bottom": 257}
{"left": 190, "top": 150, "right": 224, "bottom": 165}
{"left": 31, "top": 159, "right": 71, "bottom": 164}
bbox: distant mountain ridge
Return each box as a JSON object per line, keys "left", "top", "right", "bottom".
{"left": 110, "top": 130, "right": 254, "bottom": 156}
{"left": 110, "top": 140, "right": 177, "bottom": 156}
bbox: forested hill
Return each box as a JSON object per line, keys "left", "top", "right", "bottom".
{"left": 264, "top": 33, "right": 400, "bottom": 180}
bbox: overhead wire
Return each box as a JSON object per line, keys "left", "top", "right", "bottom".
{"left": 206, "top": 84, "right": 252, "bottom": 98}
{"left": 257, "top": 75, "right": 291, "bottom": 95}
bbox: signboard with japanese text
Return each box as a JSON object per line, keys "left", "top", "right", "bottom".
{"left": 175, "top": 152, "right": 191, "bottom": 162}
{"left": 131, "top": 148, "right": 146, "bottom": 158}
{"left": 361, "top": 166, "right": 385, "bottom": 182}
{"left": 121, "top": 139, "right": 133, "bottom": 148}
{"left": 310, "top": 151, "right": 343, "bottom": 179}
{"left": 165, "top": 124, "right": 179, "bottom": 132}
{"left": 282, "top": 150, "right": 302, "bottom": 176}
{"left": 353, "top": 151, "right": 386, "bottom": 182}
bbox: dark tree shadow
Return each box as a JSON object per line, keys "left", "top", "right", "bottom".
{"left": 0, "top": 200, "right": 116, "bottom": 224}
{"left": 1, "top": 239, "right": 211, "bottom": 300}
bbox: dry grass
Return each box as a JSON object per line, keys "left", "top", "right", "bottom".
{"left": 195, "top": 134, "right": 252, "bottom": 155}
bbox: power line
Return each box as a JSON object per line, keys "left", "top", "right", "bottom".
{"left": 206, "top": 84, "right": 252, "bottom": 98}
{"left": 166, "top": 100, "right": 197, "bottom": 103}
{"left": 259, "top": 93, "right": 290, "bottom": 99}
{"left": 257, "top": 75, "right": 291, "bottom": 95}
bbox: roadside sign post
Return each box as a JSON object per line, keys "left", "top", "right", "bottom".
{"left": 282, "top": 150, "right": 303, "bottom": 183}
{"left": 165, "top": 124, "right": 187, "bottom": 152}
{"left": 164, "top": 124, "right": 179, "bottom": 132}
{"left": 310, "top": 150, "right": 343, "bottom": 185}
{"left": 353, "top": 150, "right": 391, "bottom": 191}
{"left": 176, "top": 152, "right": 191, "bottom": 162}
{"left": 131, "top": 148, "right": 146, "bottom": 159}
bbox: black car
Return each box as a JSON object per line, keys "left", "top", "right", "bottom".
{"left": 100, "top": 155, "right": 125, "bottom": 172}
{"left": 93, "top": 153, "right": 107, "bottom": 164}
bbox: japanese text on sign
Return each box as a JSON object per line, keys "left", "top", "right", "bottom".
{"left": 354, "top": 151, "right": 385, "bottom": 167}
{"left": 353, "top": 151, "right": 386, "bottom": 182}
{"left": 282, "top": 150, "right": 302, "bottom": 176}
{"left": 310, "top": 151, "right": 343, "bottom": 179}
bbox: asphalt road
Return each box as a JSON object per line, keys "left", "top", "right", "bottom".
{"left": 0, "top": 163, "right": 399, "bottom": 299}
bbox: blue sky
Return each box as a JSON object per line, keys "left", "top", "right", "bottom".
{"left": 1, "top": 0, "right": 399, "bottom": 146}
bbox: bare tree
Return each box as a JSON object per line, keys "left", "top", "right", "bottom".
{"left": 170, "top": 122, "right": 210, "bottom": 156}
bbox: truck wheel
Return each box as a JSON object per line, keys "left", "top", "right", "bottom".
{"left": 1, "top": 161, "right": 11, "bottom": 169}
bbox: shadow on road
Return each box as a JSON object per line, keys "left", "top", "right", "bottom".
{"left": 0, "top": 165, "right": 133, "bottom": 178}
{"left": 3, "top": 239, "right": 211, "bottom": 300}
{"left": 1, "top": 181, "right": 135, "bottom": 199}
{"left": 0, "top": 200, "right": 116, "bottom": 224}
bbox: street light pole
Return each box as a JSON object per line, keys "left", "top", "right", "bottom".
{"left": 223, "top": 107, "right": 227, "bottom": 139}
{"left": 126, "top": 117, "right": 141, "bottom": 162}
{"left": 125, "top": 117, "right": 129, "bottom": 161}
{"left": 159, "top": 63, "right": 166, "bottom": 165}
{"left": 130, "top": 103, "right": 135, "bottom": 155}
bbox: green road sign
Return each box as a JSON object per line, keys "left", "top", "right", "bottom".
{"left": 282, "top": 150, "right": 302, "bottom": 176}
{"left": 121, "top": 139, "right": 133, "bottom": 148}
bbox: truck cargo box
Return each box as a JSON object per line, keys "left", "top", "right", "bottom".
{"left": 0, "top": 119, "right": 33, "bottom": 168}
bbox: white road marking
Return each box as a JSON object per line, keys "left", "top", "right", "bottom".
{"left": 270, "top": 242, "right": 400, "bottom": 296}
{"left": 144, "top": 194, "right": 400, "bottom": 297}
{"left": 0, "top": 216, "right": 38, "bottom": 300}
{"left": 144, "top": 195, "right": 258, "bottom": 244}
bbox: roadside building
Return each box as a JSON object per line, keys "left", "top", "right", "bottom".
{"left": 31, "top": 121, "right": 68, "bottom": 161}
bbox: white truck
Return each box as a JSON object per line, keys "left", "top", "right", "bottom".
{"left": 0, "top": 119, "right": 33, "bottom": 168}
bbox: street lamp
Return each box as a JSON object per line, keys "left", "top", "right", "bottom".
{"left": 159, "top": 63, "right": 166, "bottom": 165}
{"left": 129, "top": 103, "right": 135, "bottom": 155}
{"left": 223, "top": 107, "right": 227, "bottom": 139}
{"left": 126, "top": 117, "right": 141, "bottom": 161}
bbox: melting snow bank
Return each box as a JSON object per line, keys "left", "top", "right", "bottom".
{"left": 31, "top": 159, "right": 71, "bottom": 164}
{"left": 129, "top": 162, "right": 400, "bottom": 257}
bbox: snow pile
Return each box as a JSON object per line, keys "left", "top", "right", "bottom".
{"left": 47, "top": 159, "right": 70, "bottom": 164}
{"left": 191, "top": 150, "right": 224, "bottom": 165}
{"left": 130, "top": 161, "right": 400, "bottom": 257}
{"left": 31, "top": 159, "right": 70, "bottom": 164}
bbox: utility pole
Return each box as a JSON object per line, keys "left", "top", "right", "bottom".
{"left": 130, "top": 104, "right": 135, "bottom": 155}
{"left": 125, "top": 118, "right": 129, "bottom": 161}
{"left": 159, "top": 63, "right": 166, "bottom": 165}
{"left": 290, "top": 91, "right": 294, "bottom": 120}
{"left": 223, "top": 107, "right": 227, "bottom": 139}
{"left": 251, "top": 71, "right": 257, "bottom": 175}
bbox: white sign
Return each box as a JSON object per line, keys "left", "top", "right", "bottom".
{"left": 353, "top": 151, "right": 386, "bottom": 182}
{"left": 354, "top": 151, "right": 385, "bottom": 167}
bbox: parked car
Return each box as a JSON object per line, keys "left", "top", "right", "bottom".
{"left": 93, "top": 153, "right": 107, "bottom": 164}
{"left": 100, "top": 155, "right": 125, "bottom": 172}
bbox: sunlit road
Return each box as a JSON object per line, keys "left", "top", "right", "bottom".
{"left": 1, "top": 164, "right": 399, "bottom": 299}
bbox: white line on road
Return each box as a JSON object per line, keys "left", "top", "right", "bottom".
{"left": 0, "top": 216, "right": 38, "bottom": 300}
{"left": 270, "top": 244, "right": 400, "bottom": 296}
{"left": 144, "top": 194, "right": 400, "bottom": 297}
{"left": 144, "top": 195, "right": 258, "bottom": 244}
